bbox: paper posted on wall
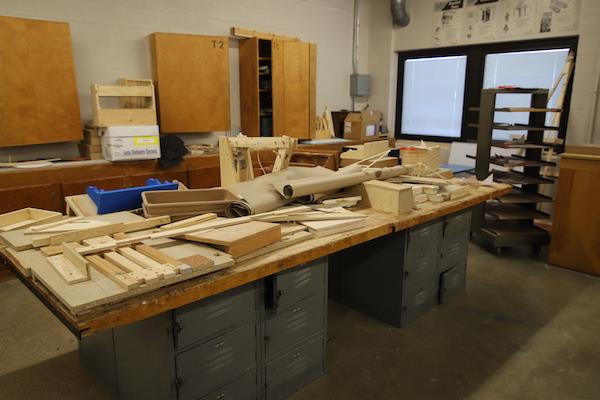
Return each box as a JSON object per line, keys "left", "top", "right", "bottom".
{"left": 433, "top": 0, "right": 464, "bottom": 46}
{"left": 500, "top": 0, "right": 537, "bottom": 37}
{"left": 538, "top": 0, "right": 580, "bottom": 33}
{"left": 465, "top": 0, "right": 499, "bottom": 41}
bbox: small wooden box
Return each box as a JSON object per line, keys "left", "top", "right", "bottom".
{"left": 400, "top": 145, "right": 441, "bottom": 170}
{"left": 91, "top": 83, "right": 157, "bottom": 127}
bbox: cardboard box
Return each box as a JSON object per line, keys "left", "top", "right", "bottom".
{"left": 101, "top": 125, "right": 161, "bottom": 161}
{"left": 343, "top": 110, "right": 383, "bottom": 142}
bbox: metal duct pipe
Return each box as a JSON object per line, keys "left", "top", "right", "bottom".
{"left": 391, "top": 0, "right": 410, "bottom": 27}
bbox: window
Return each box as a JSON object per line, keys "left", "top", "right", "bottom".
{"left": 395, "top": 37, "right": 578, "bottom": 142}
{"left": 483, "top": 48, "right": 570, "bottom": 140}
{"left": 401, "top": 55, "right": 467, "bottom": 138}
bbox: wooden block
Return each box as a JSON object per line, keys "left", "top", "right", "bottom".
{"left": 159, "top": 213, "right": 217, "bottom": 230}
{"left": 86, "top": 255, "right": 142, "bottom": 290}
{"left": 32, "top": 222, "right": 125, "bottom": 248}
{"left": 62, "top": 242, "right": 89, "bottom": 276}
{"left": 103, "top": 251, "right": 161, "bottom": 283}
{"left": 122, "top": 216, "right": 171, "bottom": 233}
{"left": 183, "top": 221, "right": 282, "bottom": 258}
{"left": 414, "top": 193, "right": 428, "bottom": 204}
{"left": 47, "top": 254, "right": 89, "bottom": 285}
{"left": 360, "top": 180, "right": 414, "bottom": 215}
{"left": 82, "top": 235, "right": 117, "bottom": 246}
{"left": 41, "top": 245, "right": 64, "bottom": 257}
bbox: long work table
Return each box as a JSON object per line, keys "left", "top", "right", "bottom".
{"left": 1, "top": 183, "right": 511, "bottom": 400}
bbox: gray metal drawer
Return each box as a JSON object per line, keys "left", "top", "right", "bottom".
{"left": 401, "top": 277, "right": 438, "bottom": 326}
{"left": 176, "top": 323, "right": 256, "bottom": 400}
{"left": 440, "top": 263, "right": 466, "bottom": 304}
{"left": 406, "top": 220, "right": 442, "bottom": 255}
{"left": 276, "top": 259, "right": 326, "bottom": 311}
{"left": 266, "top": 335, "right": 325, "bottom": 400}
{"left": 265, "top": 294, "right": 324, "bottom": 360}
{"left": 199, "top": 370, "right": 257, "bottom": 400}
{"left": 444, "top": 210, "right": 472, "bottom": 236}
{"left": 175, "top": 284, "right": 256, "bottom": 349}
{"left": 405, "top": 243, "right": 438, "bottom": 283}
{"left": 440, "top": 228, "right": 469, "bottom": 272}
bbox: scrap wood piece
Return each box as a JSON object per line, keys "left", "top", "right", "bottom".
{"left": 86, "top": 255, "right": 142, "bottom": 290}
{"left": 24, "top": 219, "right": 110, "bottom": 234}
{"left": 236, "top": 230, "right": 314, "bottom": 262}
{"left": 62, "top": 242, "right": 89, "bottom": 276}
{"left": 41, "top": 244, "right": 64, "bottom": 257}
{"left": 257, "top": 211, "right": 367, "bottom": 223}
{"left": 134, "top": 244, "right": 196, "bottom": 274}
{"left": 47, "top": 254, "right": 89, "bottom": 285}
{"left": 103, "top": 251, "right": 161, "bottom": 283}
{"left": 393, "top": 175, "right": 450, "bottom": 186}
{"left": 0, "top": 208, "right": 63, "bottom": 232}
{"left": 27, "top": 216, "right": 83, "bottom": 232}
{"left": 117, "top": 247, "right": 177, "bottom": 278}
{"left": 319, "top": 196, "right": 362, "bottom": 208}
{"left": 183, "top": 221, "right": 281, "bottom": 258}
{"left": 65, "top": 194, "right": 98, "bottom": 217}
{"left": 159, "top": 213, "right": 217, "bottom": 231}
{"left": 300, "top": 208, "right": 366, "bottom": 238}
{"left": 280, "top": 223, "right": 308, "bottom": 236}
{"left": 360, "top": 180, "right": 414, "bottom": 215}
{"left": 82, "top": 235, "right": 117, "bottom": 246}
{"left": 122, "top": 216, "right": 171, "bottom": 233}
{"left": 32, "top": 222, "right": 125, "bottom": 248}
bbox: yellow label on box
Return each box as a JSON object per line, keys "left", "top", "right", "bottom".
{"left": 134, "top": 136, "right": 158, "bottom": 146}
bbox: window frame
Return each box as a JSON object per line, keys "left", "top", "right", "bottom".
{"left": 394, "top": 36, "right": 579, "bottom": 143}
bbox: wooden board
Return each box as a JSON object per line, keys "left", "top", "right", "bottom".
{"left": 0, "top": 208, "right": 63, "bottom": 232}
{"left": 47, "top": 254, "right": 89, "bottom": 285}
{"left": 151, "top": 32, "right": 230, "bottom": 133}
{"left": 361, "top": 181, "right": 414, "bottom": 215}
{"left": 301, "top": 217, "right": 366, "bottom": 238}
{"left": 236, "top": 230, "right": 313, "bottom": 262}
{"left": 184, "top": 221, "right": 281, "bottom": 258}
{"left": 32, "top": 222, "right": 125, "bottom": 247}
{"left": 0, "top": 16, "right": 81, "bottom": 147}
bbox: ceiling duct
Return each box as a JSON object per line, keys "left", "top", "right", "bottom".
{"left": 391, "top": 0, "right": 410, "bottom": 27}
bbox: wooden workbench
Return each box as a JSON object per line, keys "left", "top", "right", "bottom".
{"left": 1, "top": 183, "right": 511, "bottom": 338}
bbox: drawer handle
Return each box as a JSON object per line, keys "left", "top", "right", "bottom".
{"left": 215, "top": 393, "right": 226, "bottom": 400}
{"left": 292, "top": 352, "right": 302, "bottom": 358}
{"left": 214, "top": 341, "right": 225, "bottom": 349}
{"left": 292, "top": 307, "right": 302, "bottom": 313}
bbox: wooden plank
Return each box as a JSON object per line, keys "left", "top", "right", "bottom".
{"left": 134, "top": 244, "right": 196, "bottom": 274}
{"left": 82, "top": 236, "right": 117, "bottom": 246}
{"left": 122, "top": 216, "right": 171, "bottom": 233}
{"left": 231, "top": 27, "right": 300, "bottom": 42}
{"left": 159, "top": 213, "right": 217, "bottom": 231}
{"left": 93, "top": 85, "right": 154, "bottom": 97}
{"left": 0, "top": 208, "right": 63, "bottom": 232}
{"left": 0, "top": 16, "right": 81, "bottom": 147}
{"left": 86, "top": 255, "right": 141, "bottom": 290}
{"left": 103, "top": 251, "right": 161, "bottom": 284}
{"left": 47, "top": 254, "right": 89, "bottom": 285}
{"left": 117, "top": 247, "right": 177, "bottom": 278}
{"left": 236, "top": 230, "right": 313, "bottom": 262}
{"left": 25, "top": 220, "right": 109, "bottom": 234}
{"left": 28, "top": 217, "right": 83, "bottom": 232}
{"left": 41, "top": 245, "right": 63, "bottom": 257}
{"left": 257, "top": 212, "right": 367, "bottom": 222}
{"left": 151, "top": 32, "right": 230, "bottom": 133}
{"left": 32, "top": 222, "right": 125, "bottom": 248}
{"left": 184, "top": 221, "right": 281, "bottom": 258}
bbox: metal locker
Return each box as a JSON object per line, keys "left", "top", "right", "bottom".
{"left": 175, "top": 323, "right": 256, "bottom": 400}
{"left": 401, "top": 277, "right": 439, "bottom": 326}
{"left": 439, "top": 228, "right": 469, "bottom": 273}
{"left": 265, "top": 294, "right": 325, "bottom": 360}
{"left": 198, "top": 370, "right": 257, "bottom": 400}
{"left": 273, "top": 259, "right": 326, "bottom": 311}
{"left": 265, "top": 335, "right": 325, "bottom": 400}
{"left": 174, "top": 283, "right": 256, "bottom": 349}
{"left": 440, "top": 263, "right": 467, "bottom": 304}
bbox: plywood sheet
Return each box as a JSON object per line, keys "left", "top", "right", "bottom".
{"left": 151, "top": 32, "right": 230, "bottom": 133}
{"left": 0, "top": 16, "right": 81, "bottom": 147}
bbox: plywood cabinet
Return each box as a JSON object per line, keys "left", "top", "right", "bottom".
{"left": 239, "top": 38, "right": 316, "bottom": 139}
{"left": 151, "top": 33, "right": 230, "bottom": 133}
{"left": 0, "top": 16, "right": 81, "bottom": 147}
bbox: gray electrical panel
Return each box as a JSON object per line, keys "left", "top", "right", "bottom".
{"left": 349, "top": 73, "right": 371, "bottom": 97}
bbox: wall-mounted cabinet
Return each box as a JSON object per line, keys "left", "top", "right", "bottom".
{"left": 150, "top": 33, "right": 231, "bottom": 133}
{"left": 239, "top": 38, "right": 316, "bottom": 139}
{"left": 0, "top": 16, "right": 81, "bottom": 147}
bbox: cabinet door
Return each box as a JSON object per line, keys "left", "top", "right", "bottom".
{"left": 151, "top": 33, "right": 230, "bottom": 133}
{"left": 239, "top": 38, "right": 260, "bottom": 137}
{"left": 0, "top": 16, "right": 81, "bottom": 147}
{"left": 272, "top": 41, "right": 310, "bottom": 139}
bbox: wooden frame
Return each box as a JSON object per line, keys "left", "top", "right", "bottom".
{"left": 90, "top": 83, "right": 157, "bottom": 127}
{"left": 0, "top": 208, "right": 63, "bottom": 232}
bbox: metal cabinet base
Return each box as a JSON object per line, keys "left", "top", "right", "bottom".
{"left": 79, "top": 258, "right": 328, "bottom": 400}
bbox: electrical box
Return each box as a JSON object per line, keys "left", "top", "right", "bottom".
{"left": 350, "top": 74, "right": 371, "bottom": 97}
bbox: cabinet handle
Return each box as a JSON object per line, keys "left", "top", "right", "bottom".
{"left": 214, "top": 341, "right": 225, "bottom": 349}
{"left": 215, "top": 393, "right": 226, "bottom": 400}
{"left": 292, "top": 307, "right": 302, "bottom": 313}
{"left": 292, "top": 352, "right": 302, "bottom": 358}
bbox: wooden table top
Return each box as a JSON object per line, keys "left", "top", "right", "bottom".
{"left": 1, "top": 183, "right": 511, "bottom": 338}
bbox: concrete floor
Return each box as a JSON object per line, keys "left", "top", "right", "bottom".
{"left": 1, "top": 243, "right": 599, "bottom": 400}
